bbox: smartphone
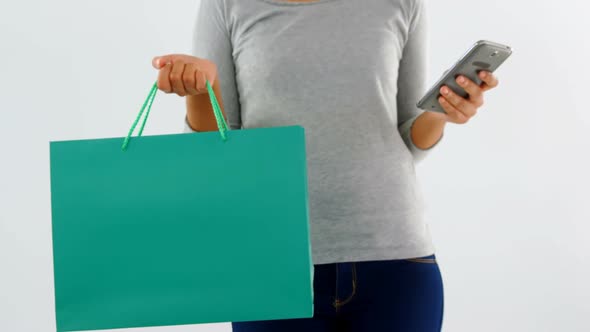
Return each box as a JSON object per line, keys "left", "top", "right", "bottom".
{"left": 417, "top": 40, "right": 513, "bottom": 113}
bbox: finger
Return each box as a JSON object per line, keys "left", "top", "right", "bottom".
{"left": 479, "top": 71, "right": 499, "bottom": 91}
{"left": 170, "top": 62, "right": 187, "bottom": 96}
{"left": 152, "top": 56, "right": 162, "bottom": 69}
{"left": 438, "top": 96, "right": 468, "bottom": 124}
{"left": 183, "top": 63, "right": 198, "bottom": 95}
{"left": 456, "top": 75, "right": 484, "bottom": 107}
{"left": 157, "top": 63, "right": 173, "bottom": 93}
{"left": 152, "top": 54, "right": 188, "bottom": 69}
{"left": 153, "top": 55, "right": 174, "bottom": 69}
{"left": 439, "top": 85, "right": 475, "bottom": 117}
{"left": 195, "top": 69, "right": 206, "bottom": 93}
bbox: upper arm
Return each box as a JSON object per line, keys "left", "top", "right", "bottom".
{"left": 186, "top": 0, "right": 241, "bottom": 132}
{"left": 397, "top": 0, "right": 428, "bottom": 130}
{"left": 396, "top": 0, "right": 441, "bottom": 162}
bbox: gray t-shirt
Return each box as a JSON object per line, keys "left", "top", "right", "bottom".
{"left": 184, "top": 0, "right": 444, "bottom": 265}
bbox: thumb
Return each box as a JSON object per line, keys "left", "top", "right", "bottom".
{"left": 152, "top": 55, "right": 176, "bottom": 69}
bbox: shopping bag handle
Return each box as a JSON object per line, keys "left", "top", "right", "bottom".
{"left": 121, "top": 79, "right": 229, "bottom": 150}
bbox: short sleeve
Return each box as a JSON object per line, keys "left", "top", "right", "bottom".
{"left": 183, "top": 0, "right": 241, "bottom": 133}
{"left": 397, "top": 0, "right": 443, "bottom": 163}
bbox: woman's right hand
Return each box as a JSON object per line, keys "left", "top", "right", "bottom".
{"left": 152, "top": 54, "right": 218, "bottom": 97}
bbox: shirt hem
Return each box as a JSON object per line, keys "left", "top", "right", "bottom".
{"left": 311, "top": 242, "right": 436, "bottom": 265}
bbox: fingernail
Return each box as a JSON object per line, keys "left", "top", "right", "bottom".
{"left": 480, "top": 71, "right": 487, "bottom": 78}
{"left": 441, "top": 87, "right": 449, "bottom": 95}
{"left": 457, "top": 76, "right": 465, "bottom": 84}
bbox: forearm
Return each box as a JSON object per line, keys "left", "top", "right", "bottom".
{"left": 410, "top": 111, "right": 446, "bottom": 150}
{"left": 186, "top": 78, "right": 226, "bottom": 132}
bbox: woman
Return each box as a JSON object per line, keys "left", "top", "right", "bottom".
{"left": 152, "top": 0, "right": 499, "bottom": 331}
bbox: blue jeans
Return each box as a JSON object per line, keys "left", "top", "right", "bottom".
{"left": 232, "top": 254, "right": 444, "bottom": 331}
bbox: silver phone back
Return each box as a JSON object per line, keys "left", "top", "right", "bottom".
{"left": 417, "top": 40, "right": 513, "bottom": 113}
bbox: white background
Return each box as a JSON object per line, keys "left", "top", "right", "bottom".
{"left": 1, "top": 0, "right": 589, "bottom": 331}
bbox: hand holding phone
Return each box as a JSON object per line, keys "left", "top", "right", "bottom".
{"left": 417, "top": 40, "right": 513, "bottom": 113}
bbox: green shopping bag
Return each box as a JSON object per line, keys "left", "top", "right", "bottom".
{"left": 49, "top": 80, "right": 314, "bottom": 332}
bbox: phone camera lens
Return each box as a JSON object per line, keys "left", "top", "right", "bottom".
{"left": 491, "top": 51, "right": 499, "bottom": 57}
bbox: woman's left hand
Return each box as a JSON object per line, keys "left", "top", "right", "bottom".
{"left": 436, "top": 70, "right": 499, "bottom": 124}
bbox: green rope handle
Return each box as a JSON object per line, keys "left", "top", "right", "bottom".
{"left": 121, "top": 79, "right": 229, "bottom": 151}
{"left": 205, "top": 79, "right": 229, "bottom": 135}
